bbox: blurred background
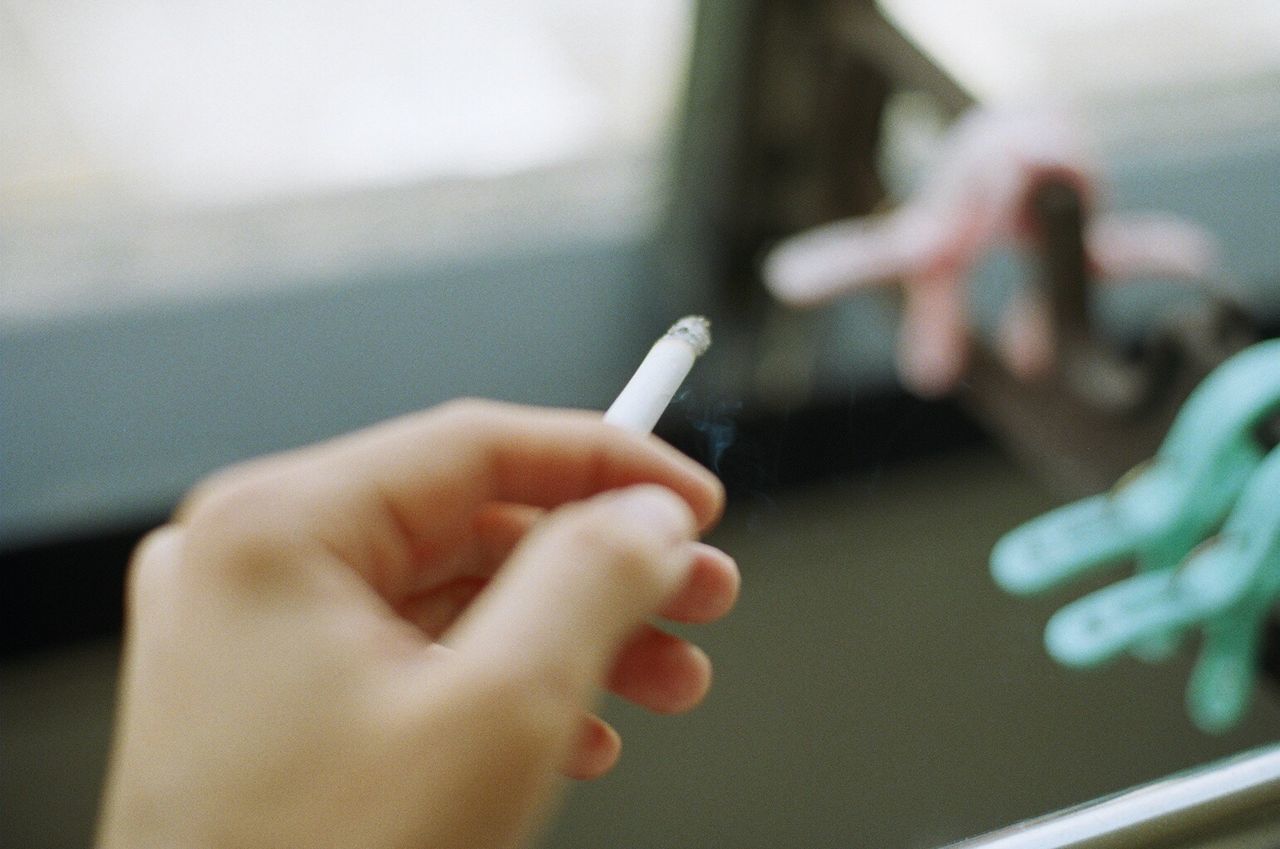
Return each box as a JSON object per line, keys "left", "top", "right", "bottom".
{"left": 3, "top": 1, "right": 1280, "bottom": 847}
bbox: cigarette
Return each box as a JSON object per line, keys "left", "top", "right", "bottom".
{"left": 604, "top": 316, "right": 712, "bottom": 433}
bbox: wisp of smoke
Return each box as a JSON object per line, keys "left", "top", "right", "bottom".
{"left": 688, "top": 398, "right": 742, "bottom": 475}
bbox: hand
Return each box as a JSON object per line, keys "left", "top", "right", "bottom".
{"left": 97, "top": 400, "right": 737, "bottom": 849}
{"left": 763, "top": 106, "right": 1218, "bottom": 397}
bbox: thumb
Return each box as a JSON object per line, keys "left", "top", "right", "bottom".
{"left": 446, "top": 484, "right": 698, "bottom": 707}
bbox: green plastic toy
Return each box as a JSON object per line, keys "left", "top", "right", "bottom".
{"left": 990, "top": 338, "right": 1280, "bottom": 730}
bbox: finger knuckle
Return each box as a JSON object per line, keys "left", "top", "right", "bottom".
{"left": 560, "top": 510, "right": 664, "bottom": 591}
{"left": 177, "top": 463, "right": 303, "bottom": 583}
{"left": 434, "top": 397, "right": 505, "bottom": 430}
{"left": 179, "top": 459, "right": 269, "bottom": 519}
{"left": 125, "top": 525, "right": 183, "bottom": 613}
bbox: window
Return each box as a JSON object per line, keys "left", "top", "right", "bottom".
{"left": 1, "top": 0, "right": 694, "bottom": 320}
{"left": 879, "top": 0, "right": 1280, "bottom": 105}
{"left": 2, "top": 0, "right": 693, "bottom": 206}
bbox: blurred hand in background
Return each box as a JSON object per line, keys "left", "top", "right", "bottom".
{"left": 764, "top": 106, "right": 1219, "bottom": 397}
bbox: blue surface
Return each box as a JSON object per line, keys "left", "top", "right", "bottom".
{"left": 1, "top": 239, "right": 655, "bottom": 546}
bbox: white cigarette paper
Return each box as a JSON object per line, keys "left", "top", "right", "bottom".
{"left": 604, "top": 316, "right": 712, "bottom": 433}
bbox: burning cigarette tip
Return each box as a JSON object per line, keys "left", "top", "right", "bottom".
{"left": 667, "top": 315, "right": 712, "bottom": 357}
{"left": 604, "top": 315, "right": 712, "bottom": 433}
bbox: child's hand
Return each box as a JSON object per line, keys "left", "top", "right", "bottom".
{"left": 98, "top": 401, "right": 737, "bottom": 849}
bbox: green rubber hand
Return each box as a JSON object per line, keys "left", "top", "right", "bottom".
{"left": 991, "top": 339, "right": 1280, "bottom": 731}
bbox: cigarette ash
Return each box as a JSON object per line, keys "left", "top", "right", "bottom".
{"left": 665, "top": 315, "right": 712, "bottom": 357}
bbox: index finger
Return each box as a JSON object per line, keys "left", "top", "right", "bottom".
{"left": 308, "top": 400, "right": 723, "bottom": 574}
